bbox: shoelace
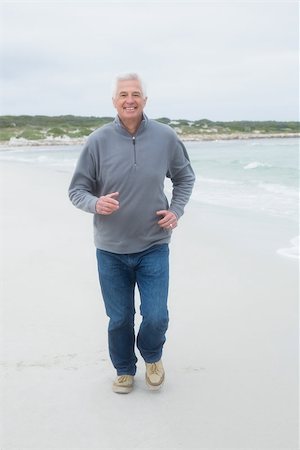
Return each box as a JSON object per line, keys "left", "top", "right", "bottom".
{"left": 148, "top": 363, "right": 160, "bottom": 375}
{"left": 118, "top": 375, "right": 130, "bottom": 383}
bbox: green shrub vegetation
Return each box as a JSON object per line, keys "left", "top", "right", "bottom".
{"left": 16, "top": 129, "right": 45, "bottom": 140}
{"left": 0, "top": 115, "right": 299, "bottom": 142}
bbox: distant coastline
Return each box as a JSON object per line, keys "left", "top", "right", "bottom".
{"left": 0, "top": 132, "right": 299, "bottom": 148}
{"left": 0, "top": 115, "right": 299, "bottom": 147}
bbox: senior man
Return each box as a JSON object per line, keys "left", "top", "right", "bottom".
{"left": 69, "top": 73, "right": 195, "bottom": 393}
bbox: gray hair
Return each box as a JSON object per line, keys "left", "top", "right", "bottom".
{"left": 112, "top": 72, "right": 147, "bottom": 98}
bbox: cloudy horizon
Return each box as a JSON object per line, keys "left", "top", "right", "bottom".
{"left": 1, "top": 1, "right": 299, "bottom": 121}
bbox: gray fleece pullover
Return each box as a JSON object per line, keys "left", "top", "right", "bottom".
{"left": 68, "top": 114, "right": 195, "bottom": 254}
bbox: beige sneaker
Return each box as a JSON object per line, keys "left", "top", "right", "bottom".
{"left": 112, "top": 375, "right": 134, "bottom": 394}
{"left": 145, "top": 360, "right": 165, "bottom": 390}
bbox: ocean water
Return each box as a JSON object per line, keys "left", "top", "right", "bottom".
{"left": 0, "top": 138, "right": 298, "bottom": 259}
{"left": 187, "top": 138, "right": 299, "bottom": 260}
{"left": 188, "top": 138, "right": 299, "bottom": 220}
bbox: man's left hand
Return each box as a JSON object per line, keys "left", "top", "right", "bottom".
{"left": 156, "top": 210, "right": 178, "bottom": 230}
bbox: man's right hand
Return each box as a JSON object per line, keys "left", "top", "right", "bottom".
{"left": 95, "top": 192, "right": 119, "bottom": 215}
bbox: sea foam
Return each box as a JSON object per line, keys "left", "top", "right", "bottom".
{"left": 243, "top": 161, "right": 271, "bottom": 170}
{"left": 277, "top": 236, "right": 299, "bottom": 260}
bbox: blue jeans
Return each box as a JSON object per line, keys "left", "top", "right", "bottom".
{"left": 96, "top": 244, "right": 169, "bottom": 376}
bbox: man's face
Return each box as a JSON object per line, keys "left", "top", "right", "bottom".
{"left": 112, "top": 79, "right": 147, "bottom": 123}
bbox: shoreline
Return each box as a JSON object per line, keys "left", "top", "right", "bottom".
{"left": 0, "top": 132, "right": 299, "bottom": 148}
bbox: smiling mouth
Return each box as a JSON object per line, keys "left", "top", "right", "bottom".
{"left": 124, "top": 107, "right": 136, "bottom": 111}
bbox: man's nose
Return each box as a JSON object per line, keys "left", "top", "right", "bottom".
{"left": 125, "top": 95, "right": 134, "bottom": 103}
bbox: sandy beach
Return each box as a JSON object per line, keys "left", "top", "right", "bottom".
{"left": 1, "top": 161, "right": 298, "bottom": 449}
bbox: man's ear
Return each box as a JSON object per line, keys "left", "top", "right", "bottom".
{"left": 143, "top": 96, "right": 148, "bottom": 107}
{"left": 112, "top": 97, "right": 116, "bottom": 108}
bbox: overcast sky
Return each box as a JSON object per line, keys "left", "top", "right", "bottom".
{"left": 1, "top": 1, "right": 299, "bottom": 121}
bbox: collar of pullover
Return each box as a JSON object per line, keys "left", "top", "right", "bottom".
{"left": 114, "top": 113, "right": 148, "bottom": 137}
